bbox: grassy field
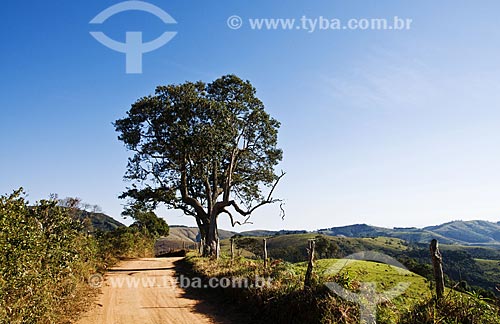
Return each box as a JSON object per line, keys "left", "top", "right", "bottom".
{"left": 219, "top": 232, "right": 500, "bottom": 298}
{"left": 184, "top": 252, "right": 500, "bottom": 323}
{"left": 295, "top": 259, "right": 430, "bottom": 297}
{"left": 264, "top": 234, "right": 408, "bottom": 251}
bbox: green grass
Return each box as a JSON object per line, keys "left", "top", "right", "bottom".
{"left": 221, "top": 234, "right": 411, "bottom": 267}
{"left": 293, "top": 258, "right": 431, "bottom": 321}
{"left": 265, "top": 234, "right": 408, "bottom": 252}
{"left": 184, "top": 252, "right": 500, "bottom": 323}
{"left": 221, "top": 232, "right": 500, "bottom": 298}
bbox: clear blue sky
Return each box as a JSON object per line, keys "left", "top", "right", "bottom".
{"left": 2, "top": 0, "right": 500, "bottom": 231}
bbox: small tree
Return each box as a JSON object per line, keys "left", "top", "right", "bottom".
{"left": 123, "top": 205, "right": 169, "bottom": 238}
{"left": 234, "top": 237, "right": 263, "bottom": 258}
{"left": 114, "top": 75, "right": 284, "bottom": 256}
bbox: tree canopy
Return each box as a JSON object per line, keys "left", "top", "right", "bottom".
{"left": 114, "top": 74, "right": 284, "bottom": 256}
{"left": 122, "top": 204, "right": 169, "bottom": 238}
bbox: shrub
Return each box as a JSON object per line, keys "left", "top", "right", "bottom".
{"left": 0, "top": 189, "right": 99, "bottom": 324}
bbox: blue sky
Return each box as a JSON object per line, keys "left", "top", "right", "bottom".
{"left": 2, "top": 0, "right": 500, "bottom": 231}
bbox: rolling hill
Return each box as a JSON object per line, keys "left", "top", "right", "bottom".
{"left": 167, "top": 226, "right": 236, "bottom": 242}
{"left": 318, "top": 220, "right": 500, "bottom": 248}
{"left": 424, "top": 220, "right": 500, "bottom": 244}
{"left": 165, "top": 220, "right": 500, "bottom": 295}
{"left": 166, "top": 219, "right": 500, "bottom": 248}
{"left": 76, "top": 210, "right": 125, "bottom": 231}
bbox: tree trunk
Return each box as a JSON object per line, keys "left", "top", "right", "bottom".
{"left": 430, "top": 239, "right": 445, "bottom": 299}
{"left": 202, "top": 218, "right": 219, "bottom": 258}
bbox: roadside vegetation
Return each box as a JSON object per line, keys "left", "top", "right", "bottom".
{"left": 184, "top": 252, "right": 500, "bottom": 324}
{"left": 0, "top": 189, "right": 168, "bottom": 324}
{"left": 225, "top": 234, "right": 500, "bottom": 299}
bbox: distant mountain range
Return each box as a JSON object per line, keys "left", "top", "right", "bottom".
{"left": 167, "top": 220, "right": 500, "bottom": 248}
{"left": 83, "top": 209, "right": 500, "bottom": 249}
{"left": 318, "top": 220, "right": 500, "bottom": 248}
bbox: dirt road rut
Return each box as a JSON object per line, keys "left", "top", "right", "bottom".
{"left": 77, "top": 257, "right": 222, "bottom": 324}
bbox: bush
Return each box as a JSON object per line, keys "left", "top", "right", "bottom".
{"left": 0, "top": 189, "right": 168, "bottom": 323}
{"left": 0, "top": 189, "right": 99, "bottom": 324}
{"left": 94, "top": 226, "right": 156, "bottom": 266}
{"left": 400, "top": 291, "right": 500, "bottom": 323}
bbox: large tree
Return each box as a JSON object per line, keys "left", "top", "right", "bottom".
{"left": 114, "top": 75, "right": 284, "bottom": 256}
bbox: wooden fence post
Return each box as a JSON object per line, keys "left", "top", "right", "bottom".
{"left": 430, "top": 239, "right": 445, "bottom": 299}
{"left": 263, "top": 238, "right": 268, "bottom": 269}
{"left": 304, "top": 239, "right": 315, "bottom": 288}
{"left": 216, "top": 238, "right": 220, "bottom": 259}
{"left": 230, "top": 238, "right": 235, "bottom": 261}
{"left": 199, "top": 239, "right": 204, "bottom": 255}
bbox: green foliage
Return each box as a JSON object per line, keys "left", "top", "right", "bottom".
{"left": 234, "top": 237, "right": 264, "bottom": 257}
{"left": 226, "top": 233, "right": 500, "bottom": 297}
{"left": 114, "top": 75, "right": 283, "bottom": 255}
{"left": 94, "top": 226, "right": 156, "bottom": 263}
{"left": 77, "top": 210, "right": 125, "bottom": 232}
{"left": 122, "top": 204, "right": 169, "bottom": 238}
{"left": 314, "top": 235, "right": 340, "bottom": 259}
{"left": 229, "top": 234, "right": 408, "bottom": 263}
{"left": 184, "top": 254, "right": 500, "bottom": 324}
{"left": 114, "top": 74, "right": 282, "bottom": 209}
{"left": 0, "top": 189, "right": 99, "bottom": 324}
{"left": 0, "top": 189, "right": 161, "bottom": 323}
{"left": 400, "top": 290, "right": 500, "bottom": 323}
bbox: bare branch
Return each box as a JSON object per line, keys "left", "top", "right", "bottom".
{"left": 229, "top": 170, "right": 286, "bottom": 216}
{"left": 266, "top": 170, "right": 286, "bottom": 202}
{"left": 280, "top": 201, "right": 286, "bottom": 220}
{"left": 220, "top": 208, "right": 253, "bottom": 227}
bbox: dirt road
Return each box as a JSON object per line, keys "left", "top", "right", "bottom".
{"left": 77, "top": 258, "right": 224, "bottom": 324}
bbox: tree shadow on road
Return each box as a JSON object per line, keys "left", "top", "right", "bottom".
{"left": 173, "top": 258, "right": 255, "bottom": 324}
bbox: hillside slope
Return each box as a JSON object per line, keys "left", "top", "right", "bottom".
{"left": 165, "top": 219, "right": 500, "bottom": 248}
{"left": 168, "top": 226, "right": 235, "bottom": 242}
{"left": 319, "top": 220, "right": 500, "bottom": 247}
{"left": 424, "top": 220, "right": 500, "bottom": 244}
{"left": 77, "top": 210, "right": 125, "bottom": 231}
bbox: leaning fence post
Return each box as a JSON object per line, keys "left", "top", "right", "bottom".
{"left": 430, "top": 239, "right": 445, "bottom": 299}
{"left": 263, "top": 238, "right": 268, "bottom": 268}
{"left": 304, "top": 239, "right": 315, "bottom": 288}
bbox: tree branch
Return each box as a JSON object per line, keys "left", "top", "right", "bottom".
{"left": 229, "top": 170, "right": 285, "bottom": 216}
{"left": 180, "top": 160, "right": 207, "bottom": 217}
{"left": 220, "top": 208, "right": 253, "bottom": 227}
